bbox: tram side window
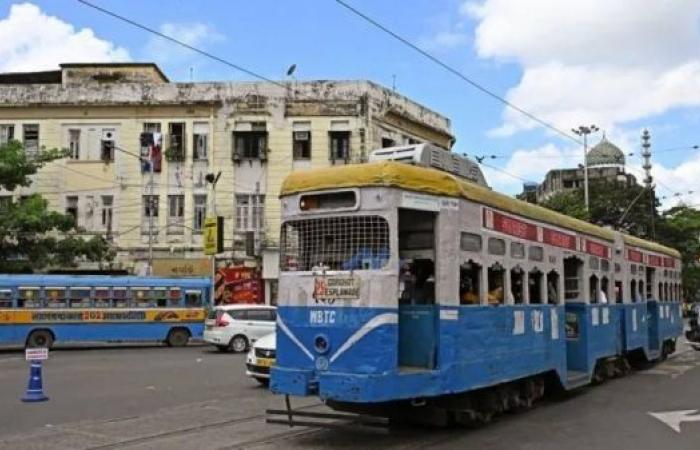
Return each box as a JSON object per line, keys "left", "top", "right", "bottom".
{"left": 547, "top": 271, "right": 560, "bottom": 305}
{"left": 601, "top": 260, "right": 610, "bottom": 272}
{"left": 529, "top": 269, "right": 543, "bottom": 304}
{"left": 510, "top": 242, "right": 525, "bottom": 259}
{"left": 510, "top": 267, "right": 524, "bottom": 304}
{"left": 589, "top": 275, "right": 599, "bottom": 303}
{"left": 168, "top": 288, "right": 182, "bottom": 307}
{"left": 528, "top": 246, "right": 544, "bottom": 262}
{"left": 46, "top": 288, "right": 67, "bottom": 308}
{"left": 113, "top": 288, "right": 128, "bottom": 308}
{"left": 563, "top": 256, "right": 583, "bottom": 301}
{"left": 589, "top": 257, "right": 599, "bottom": 271}
{"left": 664, "top": 283, "right": 669, "bottom": 302}
{"left": 185, "top": 290, "right": 203, "bottom": 307}
{"left": 658, "top": 283, "right": 663, "bottom": 302}
{"left": 95, "top": 288, "right": 110, "bottom": 307}
{"left": 459, "top": 261, "right": 481, "bottom": 305}
{"left": 70, "top": 288, "right": 91, "bottom": 308}
{"left": 615, "top": 281, "right": 623, "bottom": 303}
{"left": 488, "top": 238, "right": 506, "bottom": 256}
{"left": 460, "top": 233, "right": 482, "bottom": 252}
{"left": 0, "top": 290, "right": 12, "bottom": 308}
{"left": 600, "top": 277, "right": 609, "bottom": 304}
{"left": 487, "top": 263, "right": 505, "bottom": 305}
{"left": 638, "top": 280, "right": 645, "bottom": 302}
{"left": 19, "top": 288, "right": 40, "bottom": 308}
{"left": 630, "top": 280, "right": 638, "bottom": 303}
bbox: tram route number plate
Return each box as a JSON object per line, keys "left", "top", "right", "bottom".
{"left": 25, "top": 348, "right": 49, "bottom": 361}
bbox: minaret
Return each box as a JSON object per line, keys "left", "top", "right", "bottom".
{"left": 641, "top": 129, "right": 652, "bottom": 188}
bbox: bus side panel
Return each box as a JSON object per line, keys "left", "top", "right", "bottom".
{"left": 16, "top": 322, "right": 203, "bottom": 344}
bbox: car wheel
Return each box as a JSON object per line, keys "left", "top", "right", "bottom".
{"left": 27, "top": 330, "right": 54, "bottom": 349}
{"left": 166, "top": 328, "right": 190, "bottom": 347}
{"left": 230, "top": 335, "right": 249, "bottom": 353}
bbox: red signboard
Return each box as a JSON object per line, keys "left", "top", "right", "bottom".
{"left": 214, "top": 267, "right": 264, "bottom": 305}
{"left": 585, "top": 239, "right": 610, "bottom": 259}
{"left": 647, "top": 254, "right": 664, "bottom": 268}
{"left": 542, "top": 228, "right": 577, "bottom": 250}
{"left": 626, "top": 248, "right": 644, "bottom": 263}
{"left": 485, "top": 210, "right": 539, "bottom": 241}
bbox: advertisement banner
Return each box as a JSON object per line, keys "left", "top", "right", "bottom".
{"left": 214, "top": 267, "right": 263, "bottom": 305}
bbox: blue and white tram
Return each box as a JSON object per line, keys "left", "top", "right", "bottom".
{"left": 270, "top": 160, "right": 683, "bottom": 423}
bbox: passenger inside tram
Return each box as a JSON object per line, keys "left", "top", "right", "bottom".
{"left": 487, "top": 263, "right": 505, "bottom": 305}
{"left": 399, "top": 259, "right": 435, "bottom": 305}
{"left": 460, "top": 261, "right": 481, "bottom": 305}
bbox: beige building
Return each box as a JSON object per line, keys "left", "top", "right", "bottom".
{"left": 0, "top": 63, "right": 454, "bottom": 301}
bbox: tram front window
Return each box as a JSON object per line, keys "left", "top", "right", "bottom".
{"left": 280, "top": 216, "right": 390, "bottom": 271}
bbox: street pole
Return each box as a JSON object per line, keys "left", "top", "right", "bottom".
{"left": 572, "top": 125, "right": 599, "bottom": 214}
{"left": 148, "top": 144, "right": 154, "bottom": 275}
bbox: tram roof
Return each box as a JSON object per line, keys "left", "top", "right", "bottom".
{"left": 281, "top": 161, "right": 680, "bottom": 258}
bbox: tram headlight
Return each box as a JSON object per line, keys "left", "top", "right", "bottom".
{"left": 314, "top": 334, "right": 330, "bottom": 354}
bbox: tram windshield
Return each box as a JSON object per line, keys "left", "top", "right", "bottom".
{"left": 280, "top": 215, "right": 390, "bottom": 271}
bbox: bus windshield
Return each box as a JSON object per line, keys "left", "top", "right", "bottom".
{"left": 280, "top": 215, "right": 390, "bottom": 271}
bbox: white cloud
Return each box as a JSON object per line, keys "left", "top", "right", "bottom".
{"left": 464, "top": 0, "right": 700, "bottom": 136}
{"left": 0, "top": 3, "right": 130, "bottom": 72}
{"left": 144, "top": 22, "right": 223, "bottom": 65}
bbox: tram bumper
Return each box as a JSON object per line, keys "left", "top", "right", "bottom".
{"left": 270, "top": 366, "right": 318, "bottom": 396}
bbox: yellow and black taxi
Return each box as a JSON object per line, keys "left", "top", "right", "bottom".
{"left": 246, "top": 332, "right": 275, "bottom": 385}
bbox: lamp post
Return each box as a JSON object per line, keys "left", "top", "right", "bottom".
{"left": 571, "top": 125, "right": 599, "bottom": 212}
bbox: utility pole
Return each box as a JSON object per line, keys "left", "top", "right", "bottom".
{"left": 148, "top": 143, "right": 155, "bottom": 274}
{"left": 572, "top": 125, "right": 600, "bottom": 212}
{"left": 641, "top": 129, "right": 655, "bottom": 238}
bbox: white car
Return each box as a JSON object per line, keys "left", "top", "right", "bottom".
{"left": 246, "top": 332, "right": 276, "bottom": 385}
{"left": 203, "top": 305, "right": 276, "bottom": 352}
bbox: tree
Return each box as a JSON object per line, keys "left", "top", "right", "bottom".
{"left": 656, "top": 206, "right": 700, "bottom": 302}
{"left": 0, "top": 140, "right": 113, "bottom": 272}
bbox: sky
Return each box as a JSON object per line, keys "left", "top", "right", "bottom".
{"left": 1, "top": 0, "right": 700, "bottom": 210}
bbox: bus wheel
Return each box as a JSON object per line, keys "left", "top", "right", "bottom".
{"left": 166, "top": 328, "right": 190, "bottom": 347}
{"left": 27, "top": 330, "right": 54, "bottom": 349}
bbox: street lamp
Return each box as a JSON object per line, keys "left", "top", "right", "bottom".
{"left": 571, "top": 125, "right": 600, "bottom": 212}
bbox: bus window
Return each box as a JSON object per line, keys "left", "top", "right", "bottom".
{"left": 547, "top": 271, "right": 559, "bottom": 305}
{"left": 95, "top": 287, "right": 110, "bottom": 307}
{"left": 19, "top": 287, "right": 40, "bottom": 308}
{"left": 132, "top": 288, "right": 152, "bottom": 308}
{"left": 70, "top": 288, "right": 91, "bottom": 308}
{"left": 459, "top": 261, "right": 481, "bottom": 305}
{"left": 529, "top": 269, "right": 543, "bottom": 304}
{"left": 487, "top": 263, "right": 505, "bottom": 305}
{"left": 168, "top": 288, "right": 182, "bottom": 307}
{"left": 0, "top": 290, "right": 12, "bottom": 308}
{"left": 564, "top": 256, "right": 582, "bottom": 301}
{"left": 113, "top": 288, "right": 128, "bottom": 308}
{"left": 46, "top": 288, "right": 67, "bottom": 308}
{"left": 153, "top": 288, "right": 167, "bottom": 307}
{"left": 511, "top": 267, "right": 524, "bottom": 304}
{"left": 185, "top": 290, "right": 202, "bottom": 307}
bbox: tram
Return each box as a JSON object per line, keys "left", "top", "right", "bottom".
{"left": 269, "top": 144, "right": 683, "bottom": 425}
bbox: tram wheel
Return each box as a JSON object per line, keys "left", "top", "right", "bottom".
{"left": 26, "top": 329, "right": 54, "bottom": 349}
{"left": 166, "top": 328, "right": 190, "bottom": 347}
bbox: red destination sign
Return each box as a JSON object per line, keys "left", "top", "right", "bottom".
{"left": 663, "top": 257, "right": 676, "bottom": 268}
{"left": 627, "top": 248, "right": 644, "bottom": 263}
{"left": 586, "top": 239, "right": 610, "bottom": 259}
{"left": 543, "top": 228, "right": 577, "bottom": 250}
{"left": 485, "top": 210, "right": 539, "bottom": 241}
{"left": 647, "top": 254, "right": 664, "bottom": 268}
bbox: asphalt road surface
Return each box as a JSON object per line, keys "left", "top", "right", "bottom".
{"left": 1, "top": 340, "right": 699, "bottom": 450}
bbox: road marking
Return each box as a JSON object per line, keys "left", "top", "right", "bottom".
{"left": 649, "top": 409, "right": 700, "bottom": 433}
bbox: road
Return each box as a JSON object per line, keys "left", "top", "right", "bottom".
{"left": 0, "top": 341, "right": 699, "bottom": 449}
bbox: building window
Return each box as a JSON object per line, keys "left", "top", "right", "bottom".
{"left": 167, "top": 122, "right": 186, "bottom": 161}
{"left": 233, "top": 123, "right": 267, "bottom": 160}
{"left": 329, "top": 131, "right": 350, "bottom": 161}
{"left": 68, "top": 129, "right": 81, "bottom": 160}
{"left": 293, "top": 130, "right": 311, "bottom": 160}
{"left": 65, "top": 196, "right": 78, "bottom": 223}
{"left": 100, "top": 129, "right": 115, "bottom": 161}
{"left": 167, "top": 194, "right": 185, "bottom": 234}
{"left": 101, "top": 195, "right": 113, "bottom": 231}
{"left": 193, "top": 194, "right": 207, "bottom": 233}
{"left": 142, "top": 195, "right": 159, "bottom": 234}
{"left": 235, "top": 194, "right": 265, "bottom": 231}
{"left": 193, "top": 122, "right": 208, "bottom": 160}
{"left": 23, "top": 124, "right": 39, "bottom": 156}
{"left": 0, "top": 124, "right": 14, "bottom": 145}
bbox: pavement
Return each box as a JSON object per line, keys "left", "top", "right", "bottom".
{"left": 0, "top": 340, "right": 699, "bottom": 449}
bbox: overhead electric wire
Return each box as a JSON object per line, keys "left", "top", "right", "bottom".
{"left": 76, "top": 0, "right": 287, "bottom": 89}
{"left": 333, "top": 0, "right": 581, "bottom": 145}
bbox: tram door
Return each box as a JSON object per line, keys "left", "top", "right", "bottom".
{"left": 397, "top": 208, "right": 438, "bottom": 369}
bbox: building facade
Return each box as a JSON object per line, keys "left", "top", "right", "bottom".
{"left": 521, "top": 136, "right": 637, "bottom": 204}
{"left": 0, "top": 63, "right": 454, "bottom": 302}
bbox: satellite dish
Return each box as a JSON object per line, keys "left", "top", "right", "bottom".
{"left": 286, "top": 64, "right": 297, "bottom": 76}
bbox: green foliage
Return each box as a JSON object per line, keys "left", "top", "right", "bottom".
{"left": 657, "top": 206, "right": 700, "bottom": 301}
{"left": 0, "top": 140, "right": 114, "bottom": 272}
